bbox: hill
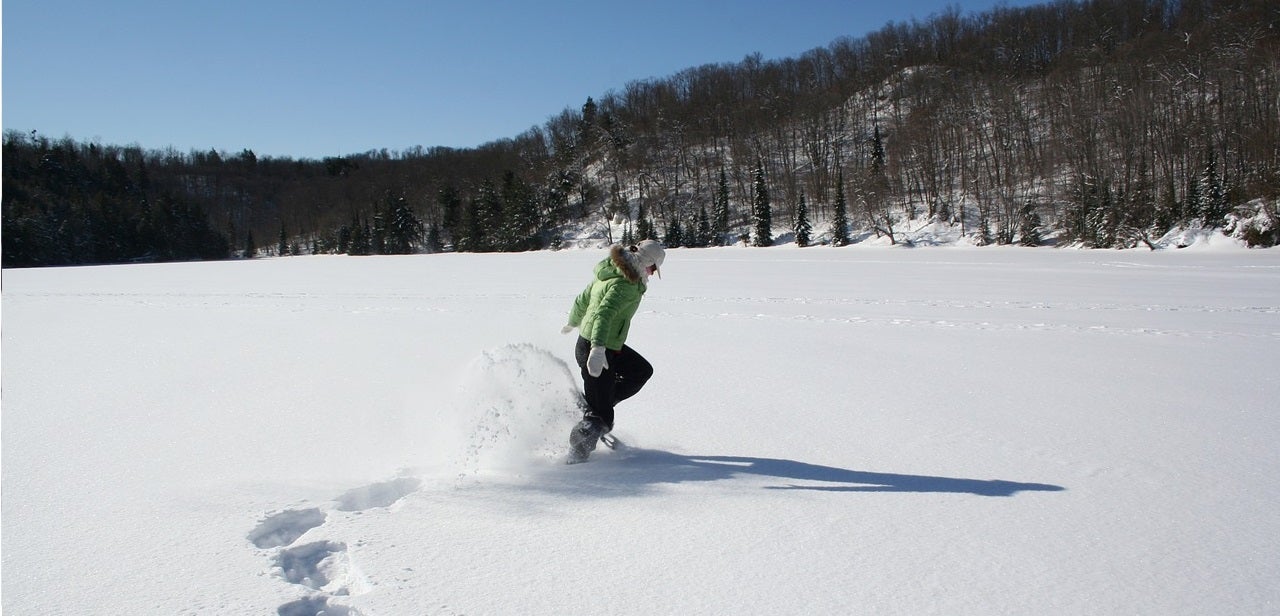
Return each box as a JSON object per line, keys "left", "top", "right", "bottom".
{"left": 4, "top": 0, "right": 1278, "bottom": 267}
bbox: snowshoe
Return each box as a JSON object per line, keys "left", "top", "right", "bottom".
{"left": 600, "top": 433, "right": 622, "bottom": 450}
{"left": 566, "top": 416, "right": 607, "bottom": 464}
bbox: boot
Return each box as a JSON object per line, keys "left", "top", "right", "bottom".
{"left": 567, "top": 415, "right": 607, "bottom": 464}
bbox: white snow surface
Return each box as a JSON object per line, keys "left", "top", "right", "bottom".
{"left": 3, "top": 245, "right": 1279, "bottom": 615}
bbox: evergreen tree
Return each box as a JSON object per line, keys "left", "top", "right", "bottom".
{"left": 635, "top": 205, "right": 655, "bottom": 241}
{"left": 752, "top": 160, "right": 772, "bottom": 247}
{"left": 437, "top": 184, "right": 462, "bottom": 249}
{"left": 425, "top": 222, "right": 442, "bottom": 253}
{"left": 831, "top": 171, "right": 851, "bottom": 246}
{"left": 1067, "top": 174, "right": 1100, "bottom": 245}
{"left": 714, "top": 168, "right": 731, "bottom": 245}
{"left": 348, "top": 214, "right": 371, "bottom": 255}
{"left": 794, "top": 192, "right": 812, "bottom": 247}
{"left": 977, "top": 202, "right": 995, "bottom": 246}
{"left": 460, "top": 196, "right": 482, "bottom": 252}
{"left": 500, "top": 170, "right": 540, "bottom": 251}
{"left": 695, "top": 204, "right": 713, "bottom": 248}
{"left": 871, "top": 126, "right": 886, "bottom": 176}
{"left": 865, "top": 125, "right": 896, "bottom": 244}
{"left": 277, "top": 224, "right": 288, "bottom": 256}
{"left": 473, "top": 179, "right": 502, "bottom": 251}
{"left": 337, "top": 223, "right": 352, "bottom": 254}
{"left": 996, "top": 215, "right": 1016, "bottom": 245}
{"left": 243, "top": 230, "right": 256, "bottom": 259}
{"left": 1066, "top": 175, "right": 1119, "bottom": 247}
{"left": 1018, "top": 199, "right": 1043, "bottom": 246}
{"left": 579, "top": 97, "right": 599, "bottom": 150}
{"left": 665, "top": 217, "right": 685, "bottom": 248}
{"left": 384, "top": 192, "right": 424, "bottom": 254}
{"left": 371, "top": 209, "right": 387, "bottom": 254}
{"left": 362, "top": 221, "right": 376, "bottom": 255}
{"left": 1093, "top": 184, "right": 1119, "bottom": 247}
{"left": 1200, "top": 148, "right": 1229, "bottom": 225}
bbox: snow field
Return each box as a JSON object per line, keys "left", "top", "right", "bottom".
{"left": 3, "top": 245, "right": 1278, "bottom": 614}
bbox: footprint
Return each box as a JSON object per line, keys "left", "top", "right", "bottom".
{"left": 334, "top": 477, "right": 421, "bottom": 512}
{"left": 277, "top": 595, "right": 361, "bottom": 616}
{"left": 254, "top": 475, "right": 419, "bottom": 614}
{"left": 276, "top": 541, "right": 367, "bottom": 596}
{"left": 248, "top": 508, "right": 327, "bottom": 549}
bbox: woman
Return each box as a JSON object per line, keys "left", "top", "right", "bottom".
{"left": 560, "top": 239, "right": 665, "bottom": 463}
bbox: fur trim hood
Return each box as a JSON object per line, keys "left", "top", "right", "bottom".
{"left": 603, "top": 244, "right": 646, "bottom": 284}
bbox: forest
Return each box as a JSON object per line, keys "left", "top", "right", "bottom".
{"left": 4, "top": 0, "right": 1278, "bottom": 268}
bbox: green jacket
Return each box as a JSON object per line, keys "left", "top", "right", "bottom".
{"left": 568, "top": 245, "right": 648, "bottom": 350}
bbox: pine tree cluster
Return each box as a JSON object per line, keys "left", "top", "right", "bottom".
{"left": 2, "top": 137, "right": 229, "bottom": 267}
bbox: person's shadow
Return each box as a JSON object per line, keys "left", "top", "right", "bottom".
{"left": 549, "top": 447, "right": 1064, "bottom": 497}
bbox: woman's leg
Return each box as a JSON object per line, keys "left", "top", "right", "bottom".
{"left": 575, "top": 338, "right": 653, "bottom": 431}
{"left": 576, "top": 336, "right": 615, "bottom": 429}
{"left": 608, "top": 344, "right": 653, "bottom": 405}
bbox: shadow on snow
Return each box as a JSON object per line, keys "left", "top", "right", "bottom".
{"left": 552, "top": 448, "right": 1065, "bottom": 497}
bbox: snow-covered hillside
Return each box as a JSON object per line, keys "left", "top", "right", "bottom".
{"left": 3, "top": 245, "right": 1278, "bottom": 615}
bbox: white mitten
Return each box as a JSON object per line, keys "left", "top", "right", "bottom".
{"left": 586, "top": 345, "right": 609, "bottom": 377}
{"left": 560, "top": 324, "right": 575, "bottom": 334}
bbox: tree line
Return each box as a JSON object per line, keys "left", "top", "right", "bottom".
{"left": 5, "top": 0, "right": 1278, "bottom": 268}
{"left": 2, "top": 136, "right": 230, "bottom": 266}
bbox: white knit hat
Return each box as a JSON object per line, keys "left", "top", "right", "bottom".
{"left": 632, "top": 240, "right": 666, "bottom": 278}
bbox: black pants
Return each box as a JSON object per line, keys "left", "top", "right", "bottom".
{"left": 575, "top": 336, "right": 653, "bottom": 431}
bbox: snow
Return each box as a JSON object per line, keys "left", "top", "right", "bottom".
{"left": 3, "top": 245, "right": 1279, "bottom": 615}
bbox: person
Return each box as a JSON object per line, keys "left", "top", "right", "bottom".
{"left": 560, "top": 239, "right": 665, "bottom": 462}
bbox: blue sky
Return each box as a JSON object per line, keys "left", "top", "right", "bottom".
{"left": 4, "top": 0, "right": 1044, "bottom": 160}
